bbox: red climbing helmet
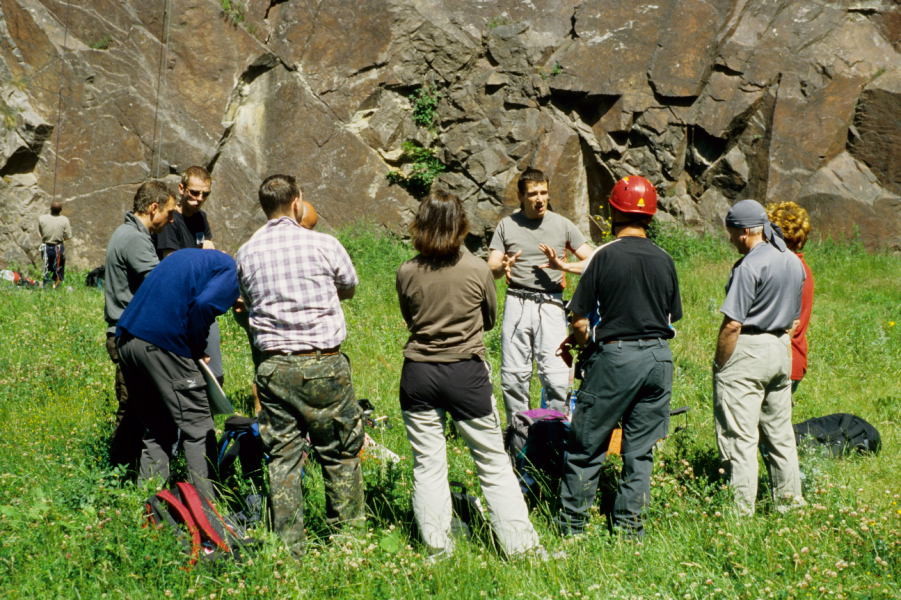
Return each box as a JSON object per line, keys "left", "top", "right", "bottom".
{"left": 609, "top": 175, "right": 657, "bottom": 216}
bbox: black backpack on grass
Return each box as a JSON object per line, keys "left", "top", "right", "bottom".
{"left": 793, "top": 413, "right": 881, "bottom": 457}
{"left": 84, "top": 266, "right": 105, "bottom": 288}
{"left": 504, "top": 408, "right": 570, "bottom": 507}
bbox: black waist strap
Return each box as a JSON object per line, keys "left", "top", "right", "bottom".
{"left": 506, "top": 286, "right": 564, "bottom": 306}
{"left": 741, "top": 327, "right": 787, "bottom": 336}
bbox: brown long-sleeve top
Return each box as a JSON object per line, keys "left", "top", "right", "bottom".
{"left": 396, "top": 249, "right": 497, "bottom": 363}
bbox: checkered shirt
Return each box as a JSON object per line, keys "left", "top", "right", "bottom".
{"left": 236, "top": 217, "right": 358, "bottom": 352}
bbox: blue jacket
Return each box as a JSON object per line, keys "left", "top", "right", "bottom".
{"left": 117, "top": 249, "right": 239, "bottom": 358}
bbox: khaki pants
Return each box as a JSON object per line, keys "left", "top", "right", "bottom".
{"left": 403, "top": 407, "right": 540, "bottom": 556}
{"left": 713, "top": 333, "right": 804, "bottom": 514}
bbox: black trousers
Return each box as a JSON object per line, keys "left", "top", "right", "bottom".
{"left": 118, "top": 336, "right": 217, "bottom": 499}
{"left": 557, "top": 339, "right": 672, "bottom": 536}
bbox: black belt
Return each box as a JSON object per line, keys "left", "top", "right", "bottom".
{"left": 262, "top": 346, "right": 340, "bottom": 358}
{"left": 602, "top": 338, "right": 664, "bottom": 346}
{"left": 741, "top": 327, "right": 787, "bottom": 336}
{"left": 507, "top": 286, "right": 564, "bottom": 305}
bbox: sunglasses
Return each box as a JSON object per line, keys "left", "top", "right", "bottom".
{"left": 186, "top": 188, "right": 211, "bottom": 199}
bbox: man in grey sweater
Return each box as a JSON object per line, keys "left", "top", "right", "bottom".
{"left": 103, "top": 181, "right": 177, "bottom": 472}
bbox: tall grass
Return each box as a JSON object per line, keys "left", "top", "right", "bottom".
{"left": 0, "top": 228, "right": 897, "bottom": 599}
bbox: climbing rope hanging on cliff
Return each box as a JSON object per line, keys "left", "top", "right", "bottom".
{"left": 150, "top": 0, "right": 172, "bottom": 178}
{"left": 50, "top": 0, "right": 72, "bottom": 203}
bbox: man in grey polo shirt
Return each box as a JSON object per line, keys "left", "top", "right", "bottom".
{"left": 487, "top": 168, "right": 593, "bottom": 423}
{"left": 103, "top": 181, "right": 177, "bottom": 471}
{"left": 714, "top": 199, "right": 806, "bottom": 515}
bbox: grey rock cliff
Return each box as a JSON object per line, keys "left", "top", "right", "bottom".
{"left": 0, "top": 0, "right": 898, "bottom": 268}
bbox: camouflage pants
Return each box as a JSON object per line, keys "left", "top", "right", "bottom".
{"left": 255, "top": 352, "right": 365, "bottom": 554}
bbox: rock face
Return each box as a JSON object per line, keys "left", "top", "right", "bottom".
{"left": 0, "top": 0, "right": 898, "bottom": 268}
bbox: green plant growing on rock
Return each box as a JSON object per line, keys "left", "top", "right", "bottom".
{"left": 220, "top": 0, "right": 245, "bottom": 26}
{"left": 410, "top": 84, "right": 440, "bottom": 131}
{"left": 0, "top": 99, "right": 19, "bottom": 130}
{"left": 486, "top": 16, "right": 511, "bottom": 30}
{"left": 539, "top": 61, "right": 565, "bottom": 80}
{"left": 89, "top": 35, "right": 113, "bottom": 50}
{"left": 386, "top": 141, "right": 445, "bottom": 199}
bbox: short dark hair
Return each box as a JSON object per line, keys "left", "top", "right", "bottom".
{"left": 259, "top": 174, "right": 300, "bottom": 217}
{"left": 517, "top": 168, "right": 548, "bottom": 196}
{"left": 50, "top": 201, "right": 63, "bottom": 215}
{"left": 410, "top": 190, "right": 468, "bottom": 259}
{"left": 133, "top": 181, "right": 173, "bottom": 214}
{"left": 610, "top": 206, "right": 653, "bottom": 229}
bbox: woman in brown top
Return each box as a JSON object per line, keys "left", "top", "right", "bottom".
{"left": 396, "top": 190, "right": 542, "bottom": 559}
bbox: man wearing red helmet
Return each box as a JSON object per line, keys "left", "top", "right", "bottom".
{"left": 556, "top": 175, "right": 682, "bottom": 538}
{"left": 487, "top": 168, "right": 594, "bottom": 424}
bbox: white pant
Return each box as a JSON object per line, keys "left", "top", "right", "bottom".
{"left": 500, "top": 292, "right": 571, "bottom": 424}
{"left": 402, "top": 407, "right": 540, "bottom": 556}
{"left": 714, "top": 333, "right": 805, "bottom": 515}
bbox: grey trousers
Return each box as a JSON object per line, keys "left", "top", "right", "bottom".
{"left": 558, "top": 340, "right": 672, "bottom": 536}
{"left": 117, "top": 336, "right": 217, "bottom": 499}
{"left": 714, "top": 333, "right": 804, "bottom": 514}
{"left": 403, "top": 407, "right": 540, "bottom": 556}
{"left": 500, "top": 292, "right": 570, "bottom": 424}
{"left": 106, "top": 333, "right": 142, "bottom": 471}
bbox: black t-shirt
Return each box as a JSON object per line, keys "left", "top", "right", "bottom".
{"left": 568, "top": 236, "right": 682, "bottom": 342}
{"left": 154, "top": 211, "right": 212, "bottom": 258}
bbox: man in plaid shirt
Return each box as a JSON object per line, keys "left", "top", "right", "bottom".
{"left": 237, "top": 174, "right": 364, "bottom": 556}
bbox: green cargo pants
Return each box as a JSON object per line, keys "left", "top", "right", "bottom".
{"left": 255, "top": 352, "right": 365, "bottom": 555}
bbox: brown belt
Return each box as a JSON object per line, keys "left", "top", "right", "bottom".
{"left": 262, "top": 346, "right": 340, "bottom": 358}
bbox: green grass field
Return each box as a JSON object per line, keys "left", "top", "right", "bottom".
{"left": 0, "top": 227, "right": 897, "bottom": 599}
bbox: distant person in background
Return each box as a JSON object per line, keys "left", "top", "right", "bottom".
{"left": 103, "top": 181, "right": 177, "bottom": 472}
{"left": 766, "top": 201, "right": 814, "bottom": 394}
{"left": 713, "top": 199, "right": 806, "bottom": 516}
{"left": 300, "top": 200, "right": 318, "bottom": 230}
{"left": 155, "top": 166, "right": 224, "bottom": 384}
{"left": 396, "top": 191, "right": 542, "bottom": 559}
{"left": 38, "top": 201, "right": 72, "bottom": 288}
{"left": 117, "top": 249, "right": 238, "bottom": 499}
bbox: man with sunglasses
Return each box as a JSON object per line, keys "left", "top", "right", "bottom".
{"left": 155, "top": 165, "right": 224, "bottom": 383}
{"left": 155, "top": 165, "right": 215, "bottom": 259}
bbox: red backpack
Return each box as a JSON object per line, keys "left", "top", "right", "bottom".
{"left": 144, "top": 482, "right": 249, "bottom": 568}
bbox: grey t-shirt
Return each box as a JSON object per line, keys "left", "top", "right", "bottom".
{"left": 489, "top": 211, "right": 586, "bottom": 292}
{"left": 103, "top": 212, "right": 159, "bottom": 333}
{"left": 721, "top": 242, "right": 805, "bottom": 331}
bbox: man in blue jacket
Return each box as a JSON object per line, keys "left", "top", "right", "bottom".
{"left": 117, "top": 248, "right": 239, "bottom": 498}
